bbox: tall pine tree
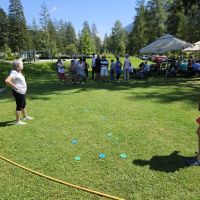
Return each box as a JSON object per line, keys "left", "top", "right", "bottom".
{"left": 0, "top": 7, "right": 8, "bottom": 51}
{"left": 146, "top": 0, "right": 167, "bottom": 42}
{"left": 110, "top": 20, "right": 126, "bottom": 55}
{"left": 39, "top": 1, "right": 51, "bottom": 53}
{"left": 64, "top": 21, "right": 77, "bottom": 55}
{"left": 166, "top": 0, "right": 186, "bottom": 39}
{"left": 8, "top": 0, "right": 29, "bottom": 53}
{"left": 91, "top": 23, "right": 102, "bottom": 54}
{"left": 29, "top": 19, "right": 44, "bottom": 50}
{"left": 184, "top": 4, "right": 200, "bottom": 43}
{"left": 79, "top": 21, "right": 93, "bottom": 55}
{"left": 56, "top": 20, "right": 66, "bottom": 53}
{"left": 128, "top": 0, "right": 147, "bottom": 55}
{"left": 102, "top": 34, "right": 111, "bottom": 53}
{"left": 47, "top": 20, "right": 58, "bottom": 57}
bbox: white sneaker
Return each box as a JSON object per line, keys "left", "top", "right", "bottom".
{"left": 15, "top": 121, "right": 26, "bottom": 125}
{"left": 22, "top": 116, "right": 34, "bottom": 121}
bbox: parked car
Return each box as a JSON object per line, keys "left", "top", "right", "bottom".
{"left": 140, "top": 55, "right": 150, "bottom": 60}
{"left": 151, "top": 55, "right": 167, "bottom": 62}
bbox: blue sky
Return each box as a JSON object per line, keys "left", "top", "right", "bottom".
{"left": 1, "top": 0, "right": 137, "bottom": 39}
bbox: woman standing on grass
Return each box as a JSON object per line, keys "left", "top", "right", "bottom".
{"left": 5, "top": 60, "right": 33, "bottom": 125}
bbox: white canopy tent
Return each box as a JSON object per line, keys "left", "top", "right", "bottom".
{"left": 139, "top": 34, "right": 192, "bottom": 54}
{"left": 182, "top": 41, "right": 200, "bottom": 52}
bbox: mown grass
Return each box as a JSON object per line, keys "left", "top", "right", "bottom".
{"left": 0, "top": 60, "right": 200, "bottom": 200}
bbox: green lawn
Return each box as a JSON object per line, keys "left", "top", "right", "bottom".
{"left": 0, "top": 61, "right": 200, "bottom": 200}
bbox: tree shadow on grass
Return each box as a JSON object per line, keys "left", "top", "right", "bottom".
{"left": 125, "top": 77, "right": 200, "bottom": 105}
{"left": 1, "top": 77, "right": 200, "bottom": 105}
{"left": 1, "top": 61, "right": 200, "bottom": 104}
{"left": 127, "top": 88, "right": 199, "bottom": 105}
{"left": 132, "top": 151, "right": 194, "bottom": 173}
{"left": 0, "top": 120, "right": 15, "bottom": 127}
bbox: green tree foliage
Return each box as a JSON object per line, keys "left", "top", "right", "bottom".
{"left": 39, "top": 1, "right": 50, "bottom": 50}
{"left": 0, "top": 8, "right": 8, "bottom": 52}
{"left": 63, "top": 21, "right": 77, "bottom": 55}
{"left": 182, "top": 0, "right": 200, "bottom": 13}
{"left": 184, "top": 4, "right": 200, "bottom": 43}
{"left": 91, "top": 23, "right": 102, "bottom": 54}
{"left": 110, "top": 20, "right": 126, "bottom": 55}
{"left": 3, "top": 43, "right": 15, "bottom": 60}
{"left": 39, "top": 1, "right": 58, "bottom": 57}
{"left": 56, "top": 20, "right": 77, "bottom": 55}
{"left": 128, "top": 0, "right": 147, "bottom": 55}
{"left": 102, "top": 34, "right": 111, "bottom": 53}
{"left": 64, "top": 22, "right": 77, "bottom": 45}
{"left": 145, "top": 0, "right": 167, "bottom": 42}
{"left": 29, "top": 19, "right": 44, "bottom": 50}
{"left": 64, "top": 43, "right": 77, "bottom": 56}
{"left": 8, "top": 0, "right": 29, "bottom": 53}
{"left": 79, "top": 21, "right": 94, "bottom": 55}
{"left": 47, "top": 20, "right": 58, "bottom": 57}
{"left": 55, "top": 20, "right": 66, "bottom": 54}
{"left": 3, "top": 0, "right": 200, "bottom": 57}
{"left": 166, "top": 0, "right": 199, "bottom": 42}
{"left": 39, "top": 1, "right": 50, "bottom": 30}
{"left": 124, "top": 0, "right": 200, "bottom": 55}
{"left": 166, "top": 0, "right": 186, "bottom": 39}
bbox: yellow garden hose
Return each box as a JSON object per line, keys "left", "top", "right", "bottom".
{"left": 0, "top": 155, "right": 125, "bottom": 200}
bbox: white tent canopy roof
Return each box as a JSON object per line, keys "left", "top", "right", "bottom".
{"left": 139, "top": 34, "right": 192, "bottom": 54}
{"left": 182, "top": 41, "right": 200, "bottom": 52}
{"left": 195, "top": 41, "right": 200, "bottom": 46}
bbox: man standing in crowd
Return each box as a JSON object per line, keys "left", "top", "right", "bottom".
{"left": 91, "top": 54, "right": 96, "bottom": 80}
{"left": 100, "top": 56, "right": 109, "bottom": 81}
{"left": 95, "top": 55, "right": 101, "bottom": 81}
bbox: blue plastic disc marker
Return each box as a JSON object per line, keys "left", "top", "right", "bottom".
{"left": 99, "top": 153, "right": 106, "bottom": 159}
{"left": 74, "top": 156, "right": 81, "bottom": 161}
{"left": 120, "top": 153, "right": 127, "bottom": 159}
{"left": 71, "top": 139, "right": 78, "bottom": 144}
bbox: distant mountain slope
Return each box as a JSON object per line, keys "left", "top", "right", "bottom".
{"left": 124, "top": 23, "right": 133, "bottom": 33}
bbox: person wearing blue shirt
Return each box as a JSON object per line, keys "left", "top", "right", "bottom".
{"left": 116, "top": 56, "right": 122, "bottom": 82}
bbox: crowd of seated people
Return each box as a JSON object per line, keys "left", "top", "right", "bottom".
{"left": 191, "top": 59, "right": 200, "bottom": 76}
{"left": 135, "top": 61, "right": 150, "bottom": 79}
{"left": 176, "top": 56, "right": 200, "bottom": 77}
{"left": 152, "top": 56, "right": 200, "bottom": 77}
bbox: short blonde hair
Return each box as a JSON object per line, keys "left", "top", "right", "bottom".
{"left": 12, "top": 60, "right": 23, "bottom": 70}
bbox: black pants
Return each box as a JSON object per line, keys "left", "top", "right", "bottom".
{"left": 12, "top": 90, "right": 26, "bottom": 111}
{"left": 85, "top": 69, "right": 89, "bottom": 78}
{"left": 116, "top": 73, "right": 121, "bottom": 80}
{"left": 92, "top": 67, "right": 95, "bottom": 79}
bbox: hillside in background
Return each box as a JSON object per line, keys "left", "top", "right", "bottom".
{"left": 124, "top": 22, "right": 133, "bottom": 33}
